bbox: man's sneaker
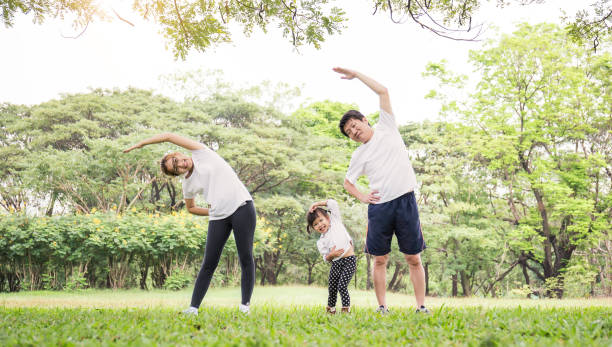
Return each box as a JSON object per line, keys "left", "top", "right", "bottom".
{"left": 239, "top": 303, "right": 250, "bottom": 315}
{"left": 326, "top": 306, "right": 336, "bottom": 315}
{"left": 182, "top": 306, "right": 198, "bottom": 316}
{"left": 375, "top": 305, "right": 389, "bottom": 314}
{"left": 416, "top": 305, "right": 430, "bottom": 314}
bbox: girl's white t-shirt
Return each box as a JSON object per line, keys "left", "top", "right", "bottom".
{"left": 316, "top": 199, "right": 353, "bottom": 262}
{"left": 345, "top": 109, "right": 417, "bottom": 204}
{"left": 182, "top": 147, "right": 252, "bottom": 220}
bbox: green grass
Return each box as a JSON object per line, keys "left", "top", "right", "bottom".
{"left": 1, "top": 286, "right": 611, "bottom": 346}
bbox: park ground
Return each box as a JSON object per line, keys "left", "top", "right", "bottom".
{"left": 1, "top": 286, "right": 611, "bottom": 346}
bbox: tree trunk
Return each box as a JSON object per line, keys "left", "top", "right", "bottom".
{"left": 45, "top": 191, "right": 57, "bottom": 216}
{"left": 460, "top": 270, "right": 471, "bottom": 296}
{"left": 140, "top": 259, "right": 150, "bottom": 290}
{"left": 366, "top": 255, "right": 373, "bottom": 290}
{"left": 387, "top": 261, "right": 402, "bottom": 291}
{"left": 520, "top": 259, "right": 531, "bottom": 286}
{"left": 424, "top": 262, "right": 430, "bottom": 296}
{"left": 451, "top": 273, "right": 458, "bottom": 297}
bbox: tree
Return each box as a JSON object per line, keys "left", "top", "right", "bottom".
{"left": 253, "top": 195, "right": 303, "bottom": 285}
{"left": 375, "top": 0, "right": 611, "bottom": 48}
{"left": 1, "top": 0, "right": 346, "bottom": 59}
{"left": 3, "top": 1, "right": 608, "bottom": 59}
{"left": 428, "top": 23, "right": 611, "bottom": 297}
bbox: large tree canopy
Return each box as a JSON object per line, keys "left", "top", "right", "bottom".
{"left": 1, "top": 1, "right": 609, "bottom": 58}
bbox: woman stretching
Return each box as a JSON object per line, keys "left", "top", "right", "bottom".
{"left": 124, "top": 133, "right": 255, "bottom": 315}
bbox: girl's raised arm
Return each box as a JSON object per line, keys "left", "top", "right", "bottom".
{"left": 308, "top": 199, "right": 329, "bottom": 213}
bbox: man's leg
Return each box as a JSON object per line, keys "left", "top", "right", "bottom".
{"left": 405, "top": 253, "right": 425, "bottom": 308}
{"left": 373, "top": 254, "right": 389, "bottom": 307}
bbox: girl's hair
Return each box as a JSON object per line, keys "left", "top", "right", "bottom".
{"left": 160, "top": 152, "right": 181, "bottom": 176}
{"left": 306, "top": 208, "right": 329, "bottom": 233}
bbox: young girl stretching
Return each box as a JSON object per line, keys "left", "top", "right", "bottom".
{"left": 307, "top": 199, "right": 356, "bottom": 314}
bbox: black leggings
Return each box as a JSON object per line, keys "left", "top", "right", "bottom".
{"left": 190, "top": 201, "right": 256, "bottom": 308}
{"left": 328, "top": 255, "right": 356, "bottom": 308}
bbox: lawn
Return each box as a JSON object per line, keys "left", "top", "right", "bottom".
{"left": 1, "top": 286, "right": 611, "bottom": 346}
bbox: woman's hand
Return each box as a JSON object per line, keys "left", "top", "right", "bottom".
{"left": 123, "top": 143, "right": 143, "bottom": 153}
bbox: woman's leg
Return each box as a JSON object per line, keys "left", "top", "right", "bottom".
{"left": 190, "top": 218, "right": 232, "bottom": 308}
{"left": 338, "top": 256, "right": 357, "bottom": 308}
{"left": 230, "top": 201, "right": 257, "bottom": 305}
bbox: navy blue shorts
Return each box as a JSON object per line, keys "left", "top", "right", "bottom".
{"left": 365, "top": 191, "right": 426, "bottom": 256}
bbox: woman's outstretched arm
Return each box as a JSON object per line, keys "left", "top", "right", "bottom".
{"left": 123, "top": 133, "right": 204, "bottom": 153}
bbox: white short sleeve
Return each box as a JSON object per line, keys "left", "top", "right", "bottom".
{"left": 345, "top": 152, "right": 365, "bottom": 184}
{"left": 377, "top": 109, "right": 397, "bottom": 130}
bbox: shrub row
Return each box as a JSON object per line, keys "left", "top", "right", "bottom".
{"left": 0, "top": 211, "right": 209, "bottom": 291}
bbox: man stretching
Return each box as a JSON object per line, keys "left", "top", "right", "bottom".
{"left": 334, "top": 67, "right": 428, "bottom": 314}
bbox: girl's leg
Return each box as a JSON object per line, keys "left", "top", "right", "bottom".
{"left": 338, "top": 256, "right": 357, "bottom": 308}
{"left": 190, "top": 218, "right": 232, "bottom": 308}
{"left": 230, "top": 201, "right": 257, "bottom": 305}
{"left": 328, "top": 261, "right": 341, "bottom": 308}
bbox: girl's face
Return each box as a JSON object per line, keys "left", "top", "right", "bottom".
{"left": 312, "top": 212, "right": 330, "bottom": 234}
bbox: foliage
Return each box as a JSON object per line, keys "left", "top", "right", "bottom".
{"left": 424, "top": 23, "right": 612, "bottom": 297}
{"left": 1, "top": 0, "right": 346, "bottom": 59}
{"left": 2, "top": 1, "right": 608, "bottom": 59}
{"left": 0, "top": 210, "right": 206, "bottom": 291}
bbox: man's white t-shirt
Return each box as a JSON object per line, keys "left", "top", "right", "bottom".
{"left": 316, "top": 199, "right": 353, "bottom": 262}
{"left": 182, "top": 147, "right": 252, "bottom": 220}
{"left": 345, "top": 109, "right": 417, "bottom": 204}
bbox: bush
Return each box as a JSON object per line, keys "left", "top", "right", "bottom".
{"left": 163, "top": 270, "right": 193, "bottom": 291}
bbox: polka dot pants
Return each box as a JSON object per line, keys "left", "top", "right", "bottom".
{"left": 328, "top": 255, "right": 356, "bottom": 308}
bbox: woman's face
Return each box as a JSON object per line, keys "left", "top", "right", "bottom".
{"left": 166, "top": 153, "right": 193, "bottom": 176}
{"left": 312, "top": 212, "right": 330, "bottom": 234}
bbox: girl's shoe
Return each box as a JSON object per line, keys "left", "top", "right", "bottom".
{"left": 341, "top": 306, "right": 350, "bottom": 313}
{"left": 326, "top": 306, "right": 336, "bottom": 315}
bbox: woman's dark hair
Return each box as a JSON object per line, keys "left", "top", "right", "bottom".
{"left": 306, "top": 208, "right": 329, "bottom": 233}
{"left": 160, "top": 153, "right": 179, "bottom": 177}
{"left": 338, "top": 110, "right": 367, "bottom": 137}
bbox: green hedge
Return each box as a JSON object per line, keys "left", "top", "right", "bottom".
{"left": 0, "top": 211, "right": 207, "bottom": 291}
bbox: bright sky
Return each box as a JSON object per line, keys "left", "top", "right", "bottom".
{"left": 0, "top": 0, "right": 585, "bottom": 124}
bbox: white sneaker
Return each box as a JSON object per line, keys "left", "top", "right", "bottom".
{"left": 182, "top": 306, "right": 198, "bottom": 316}
{"left": 416, "top": 305, "right": 430, "bottom": 314}
{"left": 239, "top": 303, "right": 250, "bottom": 315}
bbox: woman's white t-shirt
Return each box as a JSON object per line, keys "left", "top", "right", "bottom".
{"left": 345, "top": 109, "right": 417, "bottom": 204}
{"left": 182, "top": 147, "right": 252, "bottom": 220}
{"left": 316, "top": 199, "right": 353, "bottom": 262}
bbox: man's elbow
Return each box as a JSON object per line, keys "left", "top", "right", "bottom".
{"left": 343, "top": 179, "right": 352, "bottom": 191}
{"left": 378, "top": 87, "right": 389, "bottom": 96}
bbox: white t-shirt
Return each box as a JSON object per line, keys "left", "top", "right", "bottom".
{"left": 316, "top": 199, "right": 353, "bottom": 262}
{"left": 182, "top": 147, "right": 252, "bottom": 220}
{"left": 345, "top": 109, "right": 417, "bottom": 204}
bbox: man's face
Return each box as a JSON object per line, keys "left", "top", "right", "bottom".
{"left": 343, "top": 117, "right": 373, "bottom": 143}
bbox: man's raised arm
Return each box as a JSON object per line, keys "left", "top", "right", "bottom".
{"left": 333, "top": 67, "right": 392, "bottom": 115}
